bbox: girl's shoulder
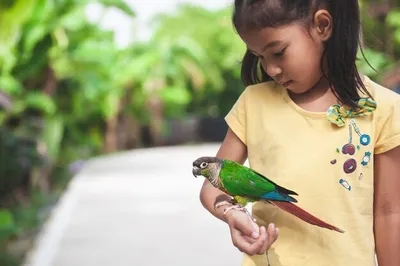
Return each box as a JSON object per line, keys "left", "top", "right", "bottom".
{"left": 364, "top": 76, "right": 400, "bottom": 154}
{"left": 241, "top": 80, "right": 282, "bottom": 101}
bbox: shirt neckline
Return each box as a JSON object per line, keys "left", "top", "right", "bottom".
{"left": 279, "top": 83, "right": 328, "bottom": 118}
{"left": 277, "top": 75, "right": 372, "bottom": 119}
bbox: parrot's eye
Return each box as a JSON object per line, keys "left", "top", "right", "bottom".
{"left": 200, "top": 162, "right": 208, "bottom": 168}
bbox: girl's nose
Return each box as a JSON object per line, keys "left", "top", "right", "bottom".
{"left": 265, "top": 63, "right": 282, "bottom": 78}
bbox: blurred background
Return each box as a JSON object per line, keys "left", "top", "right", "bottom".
{"left": 0, "top": 0, "right": 399, "bottom": 265}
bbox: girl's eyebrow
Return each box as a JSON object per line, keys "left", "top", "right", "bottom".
{"left": 248, "top": 40, "right": 283, "bottom": 54}
{"left": 262, "top": 40, "right": 282, "bottom": 51}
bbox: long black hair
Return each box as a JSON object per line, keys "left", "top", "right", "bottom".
{"left": 232, "top": 0, "right": 373, "bottom": 109}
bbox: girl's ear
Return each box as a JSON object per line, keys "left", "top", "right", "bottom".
{"left": 313, "top": 9, "right": 333, "bottom": 41}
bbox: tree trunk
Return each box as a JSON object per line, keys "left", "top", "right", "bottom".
{"left": 103, "top": 98, "right": 122, "bottom": 153}
{"left": 116, "top": 114, "right": 139, "bottom": 150}
{"left": 146, "top": 95, "right": 165, "bottom": 146}
{"left": 34, "top": 66, "right": 58, "bottom": 194}
{"left": 43, "top": 67, "right": 57, "bottom": 96}
{"left": 103, "top": 114, "right": 119, "bottom": 153}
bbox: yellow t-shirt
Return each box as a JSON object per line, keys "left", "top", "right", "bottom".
{"left": 224, "top": 76, "right": 400, "bottom": 266}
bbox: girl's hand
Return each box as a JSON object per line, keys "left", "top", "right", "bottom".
{"left": 225, "top": 209, "right": 279, "bottom": 256}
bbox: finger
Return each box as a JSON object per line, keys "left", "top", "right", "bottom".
{"left": 230, "top": 227, "right": 250, "bottom": 250}
{"left": 266, "top": 223, "right": 277, "bottom": 250}
{"left": 249, "top": 228, "right": 267, "bottom": 256}
{"left": 274, "top": 227, "right": 280, "bottom": 242}
{"left": 257, "top": 226, "right": 268, "bottom": 255}
{"left": 242, "top": 235, "right": 257, "bottom": 244}
{"left": 235, "top": 228, "right": 266, "bottom": 256}
{"left": 257, "top": 226, "right": 269, "bottom": 255}
{"left": 235, "top": 234, "right": 257, "bottom": 253}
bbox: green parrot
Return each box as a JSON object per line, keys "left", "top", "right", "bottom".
{"left": 192, "top": 156, "right": 344, "bottom": 233}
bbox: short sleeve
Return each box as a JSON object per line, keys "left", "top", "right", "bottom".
{"left": 225, "top": 89, "right": 247, "bottom": 145}
{"left": 374, "top": 100, "right": 400, "bottom": 154}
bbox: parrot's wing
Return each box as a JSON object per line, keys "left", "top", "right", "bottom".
{"left": 220, "top": 160, "right": 298, "bottom": 202}
{"left": 248, "top": 167, "right": 298, "bottom": 196}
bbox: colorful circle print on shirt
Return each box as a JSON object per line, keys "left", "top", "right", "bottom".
{"left": 326, "top": 98, "right": 376, "bottom": 192}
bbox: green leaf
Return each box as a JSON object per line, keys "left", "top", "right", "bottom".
{"left": 97, "top": 0, "right": 135, "bottom": 17}
{"left": 22, "top": 24, "right": 50, "bottom": 57}
{"left": 101, "top": 91, "right": 120, "bottom": 119}
{"left": 0, "top": 209, "right": 14, "bottom": 229}
{"left": 357, "top": 48, "right": 389, "bottom": 77}
{"left": 71, "top": 39, "right": 116, "bottom": 65}
{"left": 0, "top": 111, "right": 6, "bottom": 126}
{"left": 24, "top": 92, "right": 56, "bottom": 115}
{"left": 0, "top": 209, "right": 17, "bottom": 241}
{"left": 0, "top": 75, "right": 23, "bottom": 95}
{"left": 386, "top": 9, "right": 400, "bottom": 28}
{"left": 159, "top": 86, "right": 191, "bottom": 106}
{"left": 59, "top": 6, "right": 87, "bottom": 31}
{"left": 49, "top": 46, "right": 74, "bottom": 78}
{"left": 125, "top": 51, "right": 160, "bottom": 81}
{"left": 0, "top": 0, "right": 37, "bottom": 41}
{"left": 21, "top": 0, "right": 53, "bottom": 56}
{"left": 0, "top": 42, "right": 18, "bottom": 74}
{"left": 0, "top": 0, "right": 38, "bottom": 73}
{"left": 43, "top": 115, "right": 64, "bottom": 162}
{"left": 394, "top": 29, "right": 400, "bottom": 45}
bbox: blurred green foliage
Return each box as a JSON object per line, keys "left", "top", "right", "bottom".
{"left": 0, "top": 1, "right": 399, "bottom": 265}
{"left": 151, "top": 6, "right": 246, "bottom": 117}
{"left": 357, "top": 0, "right": 400, "bottom": 80}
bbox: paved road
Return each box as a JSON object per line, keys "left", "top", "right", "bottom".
{"left": 23, "top": 144, "right": 244, "bottom": 266}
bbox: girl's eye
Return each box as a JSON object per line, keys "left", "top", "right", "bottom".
{"left": 200, "top": 162, "right": 208, "bottom": 168}
{"left": 274, "top": 48, "right": 286, "bottom": 57}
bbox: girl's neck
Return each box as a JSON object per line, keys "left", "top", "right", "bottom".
{"left": 287, "top": 77, "right": 339, "bottom": 113}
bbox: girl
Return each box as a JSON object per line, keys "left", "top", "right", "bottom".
{"left": 199, "top": 0, "right": 400, "bottom": 265}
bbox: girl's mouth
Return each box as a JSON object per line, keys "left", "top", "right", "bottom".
{"left": 282, "top": 80, "right": 293, "bottom": 87}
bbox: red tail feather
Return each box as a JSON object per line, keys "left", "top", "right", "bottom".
{"left": 270, "top": 201, "right": 344, "bottom": 233}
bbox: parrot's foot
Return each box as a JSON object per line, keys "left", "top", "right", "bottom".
{"left": 223, "top": 205, "right": 257, "bottom": 222}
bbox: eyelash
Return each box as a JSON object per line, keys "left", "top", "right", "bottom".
{"left": 274, "top": 48, "right": 286, "bottom": 57}
{"left": 254, "top": 47, "right": 286, "bottom": 59}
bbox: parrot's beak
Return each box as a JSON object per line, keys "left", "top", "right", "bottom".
{"left": 192, "top": 166, "right": 200, "bottom": 178}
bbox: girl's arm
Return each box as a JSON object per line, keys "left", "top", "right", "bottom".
{"left": 374, "top": 145, "right": 400, "bottom": 266}
{"left": 199, "top": 128, "right": 278, "bottom": 256}
{"left": 199, "top": 128, "right": 248, "bottom": 222}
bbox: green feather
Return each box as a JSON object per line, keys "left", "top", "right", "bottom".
{"left": 220, "top": 159, "right": 297, "bottom": 203}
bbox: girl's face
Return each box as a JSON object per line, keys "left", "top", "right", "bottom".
{"left": 239, "top": 17, "right": 331, "bottom": 94}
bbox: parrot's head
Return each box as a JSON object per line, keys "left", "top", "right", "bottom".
{"left": 192, "top": 156, "right": 223, "bottom": 185}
